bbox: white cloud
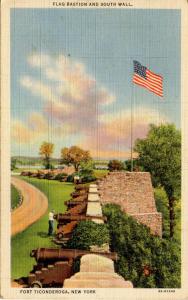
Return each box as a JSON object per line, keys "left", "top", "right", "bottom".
{"left": 17, "top": 52, "right": 169, "bottom": 158}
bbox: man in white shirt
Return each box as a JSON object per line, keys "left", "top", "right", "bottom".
{"left": 48, "top": 209, "right": 54, "bottom": 236}
{"left": 74, "top": 175, "right": 80, "bottom": 184}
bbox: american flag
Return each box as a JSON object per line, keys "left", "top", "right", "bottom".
{"left": 133, "top": 60, "right": 163, "bottom": 97}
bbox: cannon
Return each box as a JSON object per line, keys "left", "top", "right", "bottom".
{"left": 31, "top": 248, "right": 118, "bottom": 263}
{"left": 73, "top": 194, "right": 88, "bottom": 201}
{"left": 53, "top": 201, "right": 87, "bottom": 243}
{"left": 55, "top": 214, "right": 106, "bottom": 241}
{"left": 28, "top": 248, "right": 118, "bottom": 288}
{"left": 56, "top": 221, "right": 78, "bottom": 241}
{"left": 71, "top": 189, "right": 88, "bottom": 198}
{"left": 20, "top": 171, "right": 32, "bottom": 176}
{"left": 65, "top": 195, "right": 88, "bottom": 206}
{"left": 65, "top": 200, "right": 86, "bottom": 208}
{"left": 64, "top": 202, "right": 87, "bottom": 216}
{"left": 54, "top": 213, "right": 107, "bottom": 225}
{"left": 55, "top": 211, "right": 106, "bottom": 242}
{"left": 74, "top": 185, "right": 89, "bottom": 192}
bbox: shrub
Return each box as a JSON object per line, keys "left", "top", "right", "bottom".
{"left": 54, "top": 173, "right": 67, "bottom": 181}
{"left": 108, "top": 160, "right": 125, "bottom": 171}
{"left": 67, "top": 173, "right": 96, "bottom": 183}
{"left": 67, "top": 220, "right": 110, "bottom": 250}
{"left": 103, "top": 204, "right": 181, "bottom": 288}
{"left": 81, "top": 175, "right": 96, "bottom": 183}
{"left": 66, "top": 173, "right": 76, "bottom": 182}
{"left": 44, "top": 172, "right": 54, "bottom": 179}
{"left": 124, "top": 159, "right": 144, "bottom": 171}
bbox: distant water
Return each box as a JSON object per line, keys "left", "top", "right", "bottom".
{"left": 17, "top": 165, "right": 44, "bottom": 169}
{"left": 16, "top": 165, "right": 64, "bottom": 169}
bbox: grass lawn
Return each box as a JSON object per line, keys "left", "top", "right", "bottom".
{"left": 11, "top": 185, "right": 20, "bottom": 210}
{"left": 93, "top": 169, "right": 108, "bottom": 179}
{"left": 11, "top": 177, "right": 74, "bottom": 279}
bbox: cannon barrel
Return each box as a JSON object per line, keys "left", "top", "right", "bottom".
{"left": 71, "top": 190, "right": 87, "bottom": 198}
{"left": 74, "top": 185, "right": 89, "bottom": 191}
{"left": 54, "top": 213, "right": 107, "bottom": 222}
{"left": 64, "top": 202, "right": 87, "bottom": 215}
{"left": 30, "top": 248, "right": 118, "bottom": 262}
{"left": 65, "top": 198, "right": 87, "bottom": 206}
{"left": 66, "top": 195, "right": 88, "bottom": 202}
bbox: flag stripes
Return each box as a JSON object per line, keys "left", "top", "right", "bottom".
{"left": 133, "top": 76, "right": 163, "bottom": 97}
{"left": 133, "top": 61, "right": 163, "bottom": 97}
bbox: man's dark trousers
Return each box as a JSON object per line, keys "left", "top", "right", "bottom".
{"left": 48, "top": 220, "right": 53, "bottom": 235}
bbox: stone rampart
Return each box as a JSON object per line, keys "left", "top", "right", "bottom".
{"left": 98, "top": 172, "right": 162, "bottom": 236}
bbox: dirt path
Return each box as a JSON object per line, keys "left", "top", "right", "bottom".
{"left": 11, "top": 177, "right": 48, "bottom": 236}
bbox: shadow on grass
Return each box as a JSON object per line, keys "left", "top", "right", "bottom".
{"left": 37, "top": 232, "right": 49, "bottom": 238}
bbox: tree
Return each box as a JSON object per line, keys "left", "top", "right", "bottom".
{"left": 134, "top": 124, "right": 181, "bottom": 238}
{"left": 79, "top": 160, "right": 94, "bottom": 176}
{"left": 154, "top": 187, "right": 169, "bottom": 238}
{"left": 61, "top": 146, "right": 91, "bottom": 171}
{"left": 39, "top": 142, "right": 54, "bottom": 169}
{"left": 124, "top": 159, "right": 144, "bottom": 172}
{"left": 108, "top": 160, "right": 125, "bottom": 171}
{"left": 11, "top": 158, "right": 17, "bottom": 171}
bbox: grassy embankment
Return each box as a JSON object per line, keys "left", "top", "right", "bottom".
{"left": 11, "top": 177, "right": 74, "bottom": 279}
{"left": 11, "top": 185, "right": 20, "bottom": 210}
{"left": 154, "top": 187, "right": 181, "bottom": 242}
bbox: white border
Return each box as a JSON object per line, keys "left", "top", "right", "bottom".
{"left": 1, "top": 0, "right": 188, "bottom": 299}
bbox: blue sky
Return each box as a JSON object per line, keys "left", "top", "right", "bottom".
{"left": 11, "top": 9, "right": 181, "bottom": 159}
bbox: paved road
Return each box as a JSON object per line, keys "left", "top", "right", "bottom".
{"left": 11, "top": 177, "right": 48, "bottom": 236}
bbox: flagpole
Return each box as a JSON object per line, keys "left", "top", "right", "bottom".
{"left": 131, "top": 59, "right": 134, "bottom": 172}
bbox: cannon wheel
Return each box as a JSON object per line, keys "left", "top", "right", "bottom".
{"left": 57, "top": 233, "right": 63, "bottom": 239}
{"left": 31, "top": 280, "right": 42, "bottom": 288}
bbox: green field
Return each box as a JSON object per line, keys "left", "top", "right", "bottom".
{"left": 93, "top": 169, "right": 108, "bottom": 178}
{"left": 11, "top": 177, "right": 74, "bottom": 279}
{"left": 11, "top": 185, "right": 20, "bottom": 210}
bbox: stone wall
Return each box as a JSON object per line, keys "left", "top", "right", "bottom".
{"left": 98, "top": 172, "right": 162, "bottom": 237}
{"left": 131, "top": 213, "right": 162, "bottom": 236}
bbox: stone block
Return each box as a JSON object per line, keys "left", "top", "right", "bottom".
{"left": 89, "top": 187, "right": 98, "bottom": 194}
{"left": 88, "top": 193, "right": 100, "bottom": 202}
{"left": 63, "top": 254, "right": 133, "bottom": 288}
{"left": 86, "top": 202, "right": 103, "bottom": 217}
{"left": 80, "top": 254, "right": 114, "bottom": 273}
{"left": 90, "top": 184, "right": 98, "bottom": 188}
{"left": 91, "top": 218, "right": 104, "bottom": 224}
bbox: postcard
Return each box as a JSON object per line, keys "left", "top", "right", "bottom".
{"left": 1, "top": 0, "right": 188, "bottom": 299}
